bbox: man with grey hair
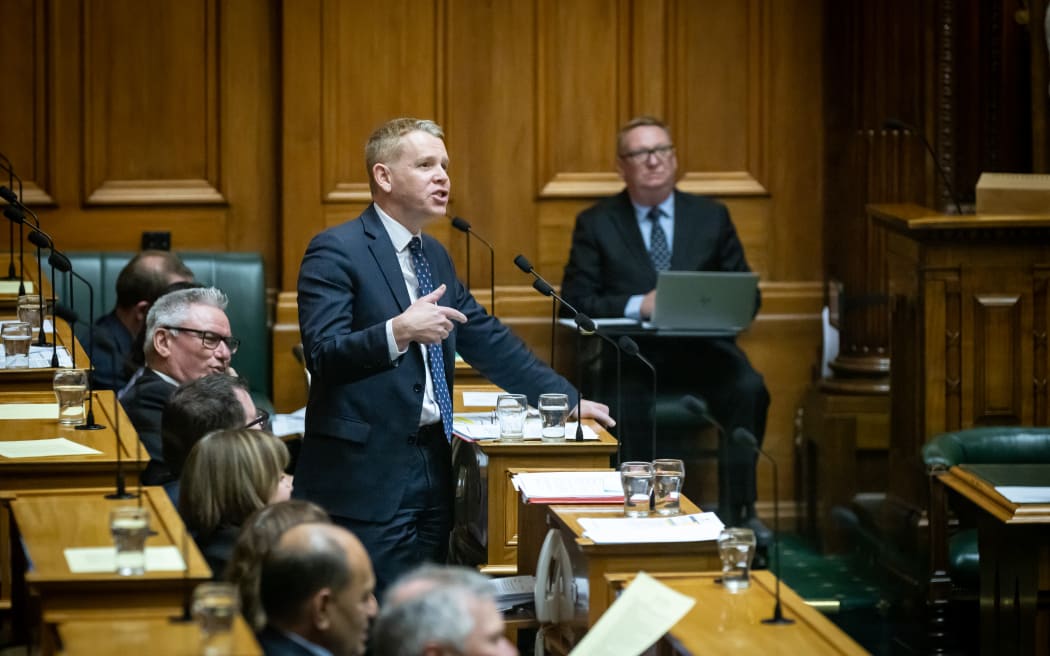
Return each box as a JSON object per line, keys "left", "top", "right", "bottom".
{"left": 371, "top": 565, "right": 517, "bottom": 656}
{"left": 121, "top": 286, "right": 240, "bottom": 484}
{"left": 296, "top": 117, "right": 613, "bottom": 594}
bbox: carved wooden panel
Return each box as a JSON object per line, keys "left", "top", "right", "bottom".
{"left": 82, "top": 0, "right": 222, "bottom": 204}
{"left": 322, "top": 0, "right": 439, "bottom": 204}
{"left": 0, "top": 0, "right": 52, "bottom": 204}
{"left": 972, "top": 294, "right": 1022, "bottom": 424}
{"left": 1035, "top": 267, "right": 1050, "bottom": 425}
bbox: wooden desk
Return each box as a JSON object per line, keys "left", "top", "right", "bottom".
{"left": 596, "top": 571, "right": 868, "bottom": 655}
{"left": 938, "top": 464, "right": 1050, "bottom": 656}
{"left": 517, "top": 498, "right": 719, "bottom": 627}
{"left": 54, "top": 614, "right": 261, "bottom": 656}
{"left": 451, "top": 384, "right": 619, "bottom": 574}
{"left": 10, "top": 486, "right": 211, "bottom": 640}
{"left": 0, "top": 317, "right": 89, "bottom": 390}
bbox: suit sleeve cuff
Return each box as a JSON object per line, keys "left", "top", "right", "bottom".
{"left": 386, "top": 319, "right": 408, "bottom": 361}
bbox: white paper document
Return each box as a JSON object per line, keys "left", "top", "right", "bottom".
{"left": 0, "top": 403, "right": 59, "bottom": 420}
{"left": 0, "top": 281, "right": 32, "bottom": 294}
{"left": 0, "top": 318, "right": 53, "bottom": 333}
{"left": 578, "top": 512, "right": 724, "bottom": 544}
{"left": 64, "top": 546, "right": 186, "bottom": 573}
{"left": 454, "top": 415, "right": 597, "bottom": 441}
{"left": 0, "top": 343, "right": 72, "bottom": 369}
{"left": 512, "top": 471, "right": 623, "bottom": 502}
{"left": 271, "top": 407, "right": 306, "bottom": 437}
{"left": 996, "top": 486, "right": 1050, "bottom": 503}
{"left": 569, "top": 572, "right": 695, "bottom": 656}
{"left": 460, "top": 391, "right": 501, "bottom": 407}
{"left": 557, "top": 317, "right": 641, "bottom": 328}
{"left": 0, "top": 437, "right": 102, "bottom": 459}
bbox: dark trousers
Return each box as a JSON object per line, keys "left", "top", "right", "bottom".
{"left": 331, "top": 423, "right": 452, "bottom": 599}
{"left": 601, "top": 336, "right": 769, "bottom": 519}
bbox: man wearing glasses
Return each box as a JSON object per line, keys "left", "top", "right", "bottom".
{"left": 121, "top": 286, "right": 240, "bottom": 484}
{"left": 560, "top": 115, "right": 772, "bottom": 545}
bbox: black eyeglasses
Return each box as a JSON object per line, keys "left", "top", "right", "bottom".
{"left": 245, "top": 408, "right": 270, "bottom": 430}
{"left": 619, "top": 144, "right": 675, "bottom": 164}
{"left": 162, "top": 325, "right": 240, "bottom": 354}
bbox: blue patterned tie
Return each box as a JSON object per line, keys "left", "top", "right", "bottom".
{"left": 648, "top": 207, "right": 671, "bottom": 272}
{"left": 408, "top": 237, "right": 454, "bottom": 442}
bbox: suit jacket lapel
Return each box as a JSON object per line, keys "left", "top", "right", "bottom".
{"left": 610, "top": 190, "right": 651, "bottom": 267}
{"left": 361, "top": 206, "right": 412, "bottom": 313}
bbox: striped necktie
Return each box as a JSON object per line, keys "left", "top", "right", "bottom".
{"left": 648, "top": 207, "right": 671, "bottom": 272}
{"left": 408, "top": 237, "right": 453, "bottom": 442}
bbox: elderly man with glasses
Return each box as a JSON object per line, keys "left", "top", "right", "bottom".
{"left": 121, "top": 286, "right": 241, "bottom": 484}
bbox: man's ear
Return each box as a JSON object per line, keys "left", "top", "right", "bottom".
{"left": 615, "top": 157, "right": 627, "bottom": 181}
{"left": 373, "top": 163, "right": 393, "bottom": 193}
{"left": 153, "top": 328, "right": 173, "bottom": 359}
{"left": 310, "top": 588, "right": 334, "bottom": 631}
{"left": 133, "top": 300, "right": 151, "bottom": 324}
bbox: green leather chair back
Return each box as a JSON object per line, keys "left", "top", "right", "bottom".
{"left": 50, "top": 251, "right": 270, "bottom": 399}
{"left": 922, "top": 427, "right": 1050, "bottom": 468}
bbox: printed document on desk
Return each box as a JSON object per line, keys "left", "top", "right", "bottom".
{"left": 578, "top": 512, "right": 724, "bottom": 543}
{"left": 512, "top": 471, "right": 623, "bottom": 503}
{"left": 454, "top": 414, "right": 598, "bottom": 441}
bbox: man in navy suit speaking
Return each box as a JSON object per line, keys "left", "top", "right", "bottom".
{"left": 295, "top": 118, "right": 612, "bottom": 593}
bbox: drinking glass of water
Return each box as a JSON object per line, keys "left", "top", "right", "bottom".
{"left": 652, "top": 458, "right": 685, "bottom": 515}
{"left": 620, "top": 461, "right": 654, "bottom": 517}
{"left": 110, "top": 506, "right": 150, "bottom": 576}
{"left": 2, "top": 321, "right": 32, "bottom": 369}
{"left": 16, "top": 294, "right": 42, "bottom": 331}
{"left": 193, "top": 582, "right": 240, "bottom": 656}
{"left": 53, "top": 368, "right": 88, "bottom": 426}
{"left": 538, "top": 393, "right": 569, "bottom": 441}
{"left": 718, "top": 527, "right": 757, "bottom": 592}
{"left": 496, "top": 393, "right": 528, "bottom": 441}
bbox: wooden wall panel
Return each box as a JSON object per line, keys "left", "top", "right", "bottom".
{"left": 0, "top": 0, "right": 52, "bottom": 203}
{"left": 82, "top": 0, "right": 222, "bottom": 204}
{"left": 973, "top": 294, "right": 1022, "bottom": 423}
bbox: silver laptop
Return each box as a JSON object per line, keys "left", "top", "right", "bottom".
{"left": 645, "top": 271, "right": 758, "bottom": 334}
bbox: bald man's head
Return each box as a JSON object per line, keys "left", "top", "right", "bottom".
{"left": 260, "top": 523, "right": 377, "bottom": 656}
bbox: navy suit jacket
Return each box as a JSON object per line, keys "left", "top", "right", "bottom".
{"left": 256, "top": 626, "right": 319, "bottom": 656}
{"left": 295, "top": 205, "right": 575, "bottom": 522}
{"left": 560, "top": 189, "right": 758, "bottom": 318}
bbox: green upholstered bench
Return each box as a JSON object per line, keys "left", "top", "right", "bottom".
{"left": 49, "top": 251, "right": 270, "bottom": 402}
{"left": 923, "top": 427, "right": 1050, "bottom": 602}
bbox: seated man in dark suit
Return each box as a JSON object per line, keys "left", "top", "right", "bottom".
{"left": 257, "top": 523, "right": 378, "bottom": 656}
{"left": 120, "top": 286, "right": 238, "bottom": 484}
{"left": 90, "top": 250, "right": 194, "bottom": 391}
{"left": 160, "top": 373, "right": 262, "bottom": 503}
{"left": 561, "top": 115, "right": 770, "bottom": 538}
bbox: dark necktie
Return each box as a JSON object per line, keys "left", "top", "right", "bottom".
{"left": 408, "top": 237, "right": 453, "bottom": 442}
{"left": 648, "top": 207, "right": 671, "bottom": 272}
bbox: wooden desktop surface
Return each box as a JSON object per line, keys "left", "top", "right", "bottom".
{"left": 0, "top": 389, "right": 147, "bottom": 490}
{"left": 55, "top": 614, "right": 261, "bottom": 656}
{"left": 603, "top": 571, "right": 868, "bottom": 655}
{"left": 11, "top": 486, "right": 211, "bottom": 618}
{"left": 0, "top": 313, "right": 90, "bottom": 390}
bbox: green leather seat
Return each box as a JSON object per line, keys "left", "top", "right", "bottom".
{"left": 49, "top": 251, "right": 270, "bottom": 402}
{"left": 922, "top": 427, "right": 1050, "bottom": 585}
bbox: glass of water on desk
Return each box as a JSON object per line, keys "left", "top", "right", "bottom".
{"left": 538, "top": 393, "right": 569, "bottom": 441}
{"left": 193, "top": 582, "right": 240, "bottom": 656}
{"left": 496, "top": 393, "right": 528, "bottom": 441}
{"left": 718, "top": 527, "right": 757, "bottom": 592}
{"left": 110, "top": 506, "right": 150, "bottom": 576}
{"left": 653, "top": 458, "right": 685, "bottom": 515}
{"left": 53, "top": 368, "right": 88, "bottom": 425}
{"left": 620, "top": 461, "right": 654, "bottom": 517}
{"left": 2, "top": 321, "right": 32, "bottom": 369}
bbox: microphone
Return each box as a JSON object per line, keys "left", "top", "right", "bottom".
{"left": 0, "top": 156, "right": 23, "bottom": 281}
{"left": 450, "top": 216, "right": 497, "bottom": 319}
{"left": 882, "top": 118, "right": 964, "bottom": 215}
{"left": 1, "top": 201, "right": 26, "bottom": 295}
{"left": 731, "top": 428, "right": 793, "bottom": 625}
{"left": 28, "top": 229, "right": 58, "bottom": 359}
{"left": 104, "top": 342, "right": 136, "bottom": 500}
{"left": 618, "top": 336, "right": 658, "bottom": 462}
{"left": 15, "top": 206, "right": 51, "bottom": 347}
{"left": 50, "top": 251, "right": 105, "bottom": 431}
{"left": 517, "top": 254, "right": 591, "bottom": 441}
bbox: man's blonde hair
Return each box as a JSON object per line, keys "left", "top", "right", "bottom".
{"left": 616, "top": 115, "right": 672, "bottom": 155}
{"left": 365, "top": 118, "right": 445, "bottom": 194}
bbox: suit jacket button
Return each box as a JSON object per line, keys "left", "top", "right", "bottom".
{"left": 413, "top": 383, "right": 423, "bottom": 393}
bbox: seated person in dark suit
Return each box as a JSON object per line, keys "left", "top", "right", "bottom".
{"left": 257, "top": 523, "right": 378, "bottom": 656}
{"left": 561, "top": 115, "right": 770, "bottom": 538}
{"left": 160, "top": 373, "right": 264, "bottom": 504}
{"left": 90, "top": 250, "right": 194, "bottom": 391}
{"left": 179, "top": 428, "right": 292, "bottom": 578}
{"left": 120, "top": 286, "right": 238, "bottom": 484}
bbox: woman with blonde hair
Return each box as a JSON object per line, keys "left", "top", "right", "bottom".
{"left": 224, "top": 500, "right": 331, "bottom": 630}
{"left": 179, "top": 428, "right": 292, "bottom": 577}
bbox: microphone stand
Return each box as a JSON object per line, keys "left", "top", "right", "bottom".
{"left": 105, "top": 345, "right": 136, "bottom": 500}
{"left": 49, "top": 249, "right": 104, "bottom": 431}
{"left": 618, "top": 336, "right": 658, "bottom": 461}
{"left": 451, "top": 217, "right": 497, "bottom": 318}
{"left": 731, "top": 428, "right": 793, "bottom": 625}
{"left": 0, "top": 156, "right": 21, "bottom": 280}
{"left": 1, "top": 205, "right": 26, "bottom": 296}
{"left": 883, "top": 118, "right": 964, "bottom": 215}
{"left": 682, "top": 394, "right": 732, "bottom": 521}
{"left": 12, "top": 204, "right": 50, "bottom": 347}
{"left": 27, "top": 230, "right": 58, "bottom": 362}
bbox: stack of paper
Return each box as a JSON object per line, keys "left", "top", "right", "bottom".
{"left": 489, "top": 574, "right": 536, "bottom": 611}
{"left": 578, "top": 512, "right": 724, "bottom": 543}
{"left": 454, "top": 413, "right": 598, "bottom": 441}
{"left": 512, "top": 471, "right": 623, "bottom": 503}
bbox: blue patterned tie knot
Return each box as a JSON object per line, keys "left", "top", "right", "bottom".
{"left": 648, "top": 207, "right": 671, "bottom": 272}
{"left": 408, "top": 236, "right": 454, "bottom": 442}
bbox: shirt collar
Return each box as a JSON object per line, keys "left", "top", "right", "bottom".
{"left": 282, "top": 629, "right": 333, "bottom": 656}
{"left": 374, "top": 203, "right": 418, "bottom": 252}
{"left": 631, "top": 192, "right": 675, "bottom": 223}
